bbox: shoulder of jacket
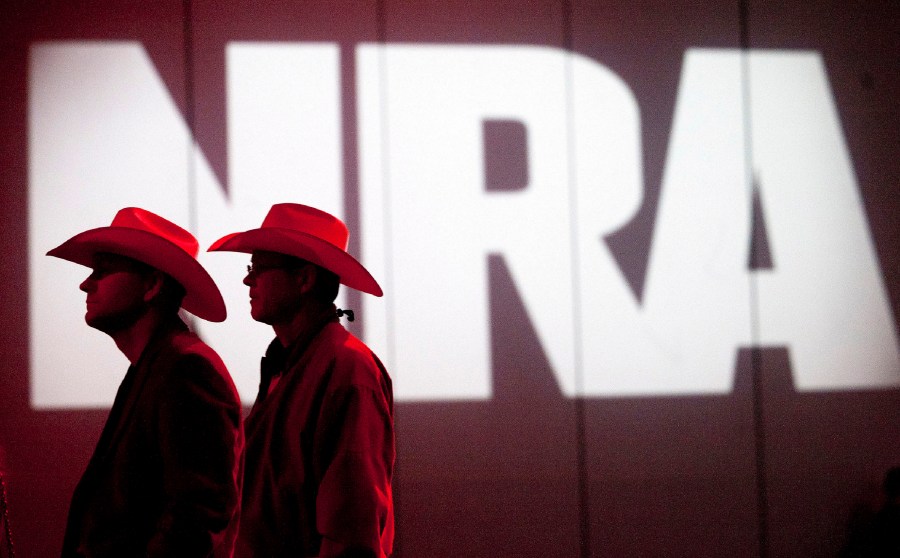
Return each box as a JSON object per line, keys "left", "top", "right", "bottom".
{"left": 315, "top": 324, "right": 378, "bottom": 364}
{"left": 153, "top": 331, "right": 228, "bottom": 376}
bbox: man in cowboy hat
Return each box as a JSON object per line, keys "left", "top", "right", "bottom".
{"left": 47, "top": 207, "right": 243, "bottom": 558}
{"left": 209, "top": 203, "right": 394, "bottom": 558}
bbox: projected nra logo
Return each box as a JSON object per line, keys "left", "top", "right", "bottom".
{"left": 28, "top": 42, "right": 900, "bottom": 408}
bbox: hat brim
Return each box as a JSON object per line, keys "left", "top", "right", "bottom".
{"left": 47, "top": 227, "right": 227, "bottom": 322}
{"left": 209, "top": 228, "right": 383, "bottom": 297}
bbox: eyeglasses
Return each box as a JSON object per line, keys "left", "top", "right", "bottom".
{"left": 246, "top": 261, "right": 308, "bottom": 276}
{"left": 246, "top": 263, "right": 278, "bottom": 275}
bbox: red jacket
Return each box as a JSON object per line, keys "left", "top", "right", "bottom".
{"left": 236, "top": 319, "right": 395, "bottom": 558}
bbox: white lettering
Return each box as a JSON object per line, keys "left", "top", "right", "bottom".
{"left": 27, "top": 42, "right": 899, "bottom": 409}
{"left": 29, "top": 42, "right": 347, "bottom": 407}
{"left": 359, "top": 45, "right": 580, "bottom": 399}
{"left": 749, "top": 51, "right": 900, "bottom": 389}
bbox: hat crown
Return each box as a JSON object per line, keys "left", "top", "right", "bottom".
{"left": 111, "top": 207, "right": 199, "bottom": 258}
{"left": 261, "top": 203, "right": 349, "bottom": 251}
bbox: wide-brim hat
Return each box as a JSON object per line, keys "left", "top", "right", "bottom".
{"left": 47, "top": 207, "right": 227, "bottom": 322}
{"left": 208, "top": 203, "right": 383, "bottom": 297}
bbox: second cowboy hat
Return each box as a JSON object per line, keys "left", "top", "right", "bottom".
{"left": 47, "top": 207, "right": 227, "bottom": 322}
{"left": 208, "top": 203, "right": 383, "bottom": 297}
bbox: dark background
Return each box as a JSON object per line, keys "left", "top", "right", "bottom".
{"left": 1, "top": 1, "right": 898, "bottom": 556}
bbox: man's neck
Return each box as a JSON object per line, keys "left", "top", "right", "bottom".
{"left": 272, "top": 302, "right": 334, "bottom": 348}
{"left": 110, "top": 310, "right": 167, "bottom": 364}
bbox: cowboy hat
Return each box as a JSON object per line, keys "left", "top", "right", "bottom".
{"left": 208, "top": 203, "right": 383, "bottom": 297}
{"left": 47, "top": 207, "right": 227, "bottom": 322}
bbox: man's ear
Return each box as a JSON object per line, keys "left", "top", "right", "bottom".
{"left": 295, "top": 264, "right": 317, "bottom": 296}
{"left": 142, "top": 270, "right": 165, "bottom": 304}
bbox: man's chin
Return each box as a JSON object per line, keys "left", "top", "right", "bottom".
{"left": 85, "top": 310, "right": 141, "bottom": 334}
{"left": 85, "top": 313, "right": 118, "bottom": 334}
{"left": 250, "top": 309, "right": 274, "bottom": 325}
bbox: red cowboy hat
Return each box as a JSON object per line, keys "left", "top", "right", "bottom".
{"left": 47, "top": 207, "right": 227, "bottom": 322}
{"left": 208, "top": 203, "right": 383, "bottom": 297}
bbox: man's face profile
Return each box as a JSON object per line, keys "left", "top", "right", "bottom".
{"left": 243, "top": 251, "right": 305, "bottom": 326}
{"left": 79, "top": 252, "right": 151, "bottom": 333}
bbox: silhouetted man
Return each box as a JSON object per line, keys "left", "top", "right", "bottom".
{"left": 48, "top": 207, "right": 243, "bottom": 557}
{"left": 210, "top": 203, "right": 394, "bottom": 558}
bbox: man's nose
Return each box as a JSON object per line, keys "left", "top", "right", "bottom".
{"left": 79, "top": 276, "right": 94, "bottom": 293}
